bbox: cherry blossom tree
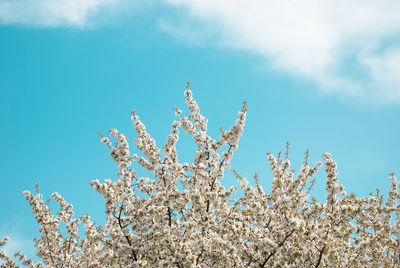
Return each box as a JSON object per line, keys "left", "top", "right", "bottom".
{"left": 1, "top": 83, "right": 400, "bottom": 267}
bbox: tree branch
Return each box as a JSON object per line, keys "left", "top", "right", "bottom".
{"left": 260, "top": 229, "right": 295, "bottom": 267}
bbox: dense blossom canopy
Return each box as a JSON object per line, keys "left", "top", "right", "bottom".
{"left": 1, "top": 84, "right": 400, "bottom": 267}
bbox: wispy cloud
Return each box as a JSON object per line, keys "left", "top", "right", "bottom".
{"left": 0, "top": 0, "right": 127, "bottom": 27}
{"left": 0, "top": 221, "right": 35, "bottom": 260}
{"left": 164, "top": 0, "right": 400, "bottom": 104}
{"left": 0, "top": 235, "right": 32, "bottom": 258}
{"left": 1, "top": 0, "right": 400, "bottom": 103}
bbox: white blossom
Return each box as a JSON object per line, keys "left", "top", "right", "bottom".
{"left": 2, "top": 85, "right": 400, "bottom": 267}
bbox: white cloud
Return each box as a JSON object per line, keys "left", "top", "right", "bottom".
{"left": 0, "top": 222, "right": 35, "bottom": 261}
{"left": 1, "top": 235, "right": 33, "bottom": 258}
{"left": 1, "top": 0, "right": 400, "bottom": 103}
{"left": 0, "top": 0, "right": 125, "bottom": 27}
{"left": 359, "top": 46, "right": 400, "bottom": 101}
{"left": 164, "top": 0, "right": 400, "bottom": 104}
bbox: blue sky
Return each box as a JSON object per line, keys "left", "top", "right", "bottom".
{"left": 1, "top": 0, "right": 399, "bottom": 258}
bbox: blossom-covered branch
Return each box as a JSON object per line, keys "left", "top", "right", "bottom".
{"left": 1, "top": 84, "right": 399, "bottom": 267}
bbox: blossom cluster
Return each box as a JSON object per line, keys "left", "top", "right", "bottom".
{"left": 1, "top": 84, "right": 400, "bottom": 267}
